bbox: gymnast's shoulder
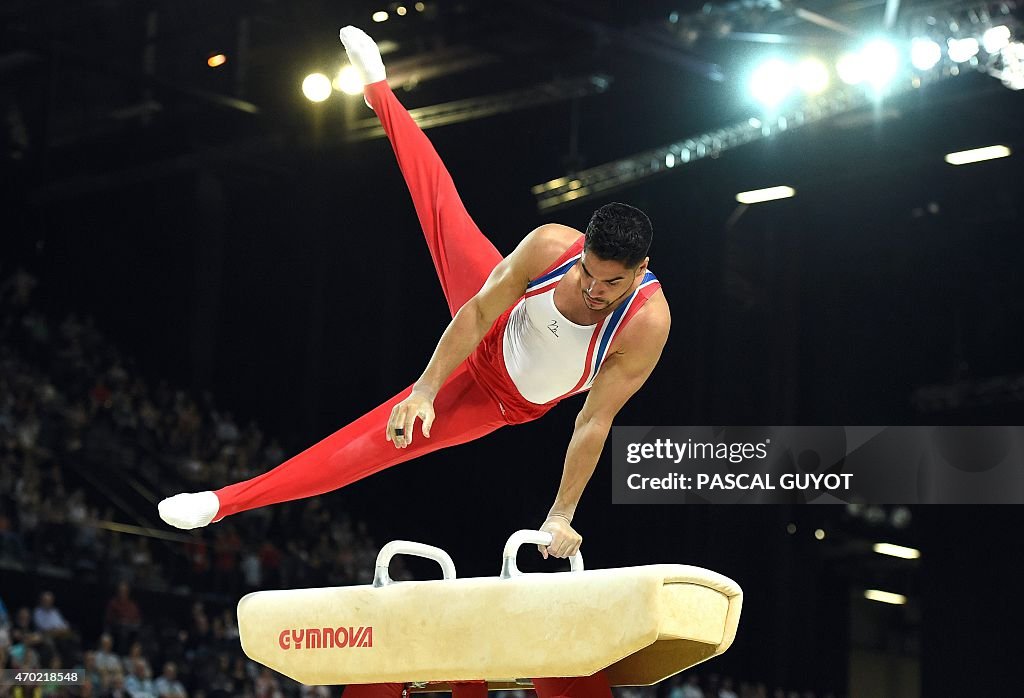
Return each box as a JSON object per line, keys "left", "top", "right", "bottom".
{"left": 624, "top": 289, "right": 670, "bottom": 339}
{"left": 523, "top": 222, "right": 583, "bottom": 254}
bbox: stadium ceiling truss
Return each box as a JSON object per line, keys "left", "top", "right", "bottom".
{"left": 528, "top": 0, "right": 1022, "bottom": 211}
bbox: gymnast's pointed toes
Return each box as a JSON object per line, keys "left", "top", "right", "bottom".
{"left": 339, "top": 25, "right": 386, "bottom": 85}
{"left": 158, "top": 491, "right": 220, "bottom": 529}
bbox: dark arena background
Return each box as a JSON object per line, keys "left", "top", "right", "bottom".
{"left": 2, "top": 1, "right": 1023, "bottom": 696}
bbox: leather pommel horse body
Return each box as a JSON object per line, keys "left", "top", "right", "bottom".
{"left": 237, "top": 531, "right": 743, "bottom": 691}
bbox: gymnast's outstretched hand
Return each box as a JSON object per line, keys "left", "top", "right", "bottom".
{"left": 538, "top": 515, "right": 582, "bottom": 560}
{"left": 386, "top": 389, "right": 435, "bottom": 448}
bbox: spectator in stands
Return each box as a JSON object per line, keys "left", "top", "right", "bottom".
{"left": 205, "top": 652, "right": 237, "bottom": 697}
{"left": 240, "top": 544, "right": 262, "bottom": 590}
{"left": 12, "top": 606, "right": 46, "bottom": 659}
{"left": 253, "top": 666, "right": 284, "bottom": 698}
{"left": 124, "top": 657, "right": 156, "bottom": 698}
{"left": 94, "top": 632, "right": 121, "bottom": 674}
{"left": 107, "top": 667, "right": 129, "bottom": 698}
{"left": 73, "top": 650, "right": 103, "bottom": 695}
{"left": 0, "top": 505, "right": 26, "bottom": 559}
{"left": 682, "top": 674, "right": 705, "bottom": 698}
{"left": 0, "top": 594, "right": 9, "bottom": 628}
{"left": 121, "top": 639, "right": 153, "bottom": 682}
{"left": 212, "top": 524, "right": 241, "bottom": 592}
{"left": 153, "top": 661, "right": 187, "bottom": 698}
{"left": 32, "top": 590, "right": 75, "bottom": 664}
{"left": 105, "top": 581, "right": 143, "bottom": 645}
{"left": 719, "top": 677, "right": 739, "bottom": 698}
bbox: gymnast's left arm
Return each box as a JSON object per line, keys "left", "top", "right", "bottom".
{"left": 539, "top": 307, "right": 670, "bottom": 559}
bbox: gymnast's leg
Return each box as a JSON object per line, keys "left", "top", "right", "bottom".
{"left": 342, "top": 26, "right": 502, "bottom": 317}
{"left": 157, "top": 33, "right": 511, "bottom": 529}
{"left": 158, "top": 361, "right": 505, "bottom": 528}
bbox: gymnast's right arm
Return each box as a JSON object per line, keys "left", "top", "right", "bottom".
{"left": 385, "top": 227, "right": 558, "bottom": 448}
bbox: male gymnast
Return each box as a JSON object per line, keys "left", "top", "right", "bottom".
{"left": 158, "top": 26, "right": 670, "bottom": 568}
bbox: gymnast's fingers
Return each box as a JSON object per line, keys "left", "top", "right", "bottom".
{"left": 421, "top": 406, "right": 434, "bottom": 439}
{"left": 402, "top": 409, "right": 418, "bottom": 448}
{"left": 390, "top": 404, "right": 408, "bottom": 447}
{"left": 385, "top": 404, "right": 399, "bottom": 441}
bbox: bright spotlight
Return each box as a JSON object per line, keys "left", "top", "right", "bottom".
{"left": 372, "top": 10, "right": 389, "bottom": 22}
{"left": 873, "top": 543, "right": 921, "bottom": 559}
{"left": 836, "top": 52, "right": 865, "bottom": 85}
{"left": 415, "top": 2, "right": 426, "bottom": 11}
{"left": 864, "top": 589, "right": 907, "bottom": 605}
{"left": 333, "top": 65, "right": 364, "bottom": 95}
{"left": 944, "top": 145, "right": 1011, "bottom": 165}
{"left": 948, "top": 37, "right": 980, "bottom": 63}
{"left": 750, "top": 59, "right": 795, "bottom": 108}
{"left": 796, "top": 58, "right": 829, "bottom": 94}
{"left": 910, "top": 38, "right": 942, "bottom": 71}
{"left": 396, "top": 5, "right": 408, "bottom": 15}
{"left": 1000, "top": 42, "right": 1024, "bottom": 90}
{"left": 736, "top": 185, "right": 795, "bottom": 204}
{"left": 861, "top": 39, "right": 900, "bottom": 90}
{"left": 983, "top": 25, "right": 1012, "bottom": 54}
{"left": 302, "top": 73, "right": 332, "bottom": 102}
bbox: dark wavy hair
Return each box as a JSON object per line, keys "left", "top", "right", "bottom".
{"left": 584, "top": 202, "right": 653, "bottom": 268}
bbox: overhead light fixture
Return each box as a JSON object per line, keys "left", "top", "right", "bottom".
{"left": 836, "top": 52, "right": 865, "bottom": 85}
{"left": 302, "top": 73, "right": 333, "bottom": 102}
{"left": 944, "top": 145, "right": 1011, "bottom": 164}
{"left": 873, "top": 542, "right": 921, "bottom": 559}
{"left": 910, "top": 38, "right": 942, "bottom": 71}
{"left": 864, "top": 589, "right": 907, "bottom": 605}
{"left": 948, "top": 37, "right": 980, "bottom": 63}
{"left": 334, "top": 65, "right": 364, "bottom": 95}
{"left": 207, "top": 54, "right": 227, "bottom": 68}
{"left": 796, "top": 58, "right": 830, "bottom": 95}
{"left": 996, "top": 42, "right": 1024, "bottom": 90}
{"left": 396, "top": 6, "right": 408, "bottom": 16}
{"left": 736, "top": 185, "right": 795, "bottom": 204}
{"left": 861, "top": 39, "right": 901, "bottom": 90}
{"left": 372, "top": 11, "right": 389, "bottom": 22}
{"left": 749, "top": 59, "right": 795, "bottom": 108}
{"left": 982, "top": 25, "right": 1012, "bottom": 54}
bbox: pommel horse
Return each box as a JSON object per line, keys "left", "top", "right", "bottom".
{"left": 237, "top": 530, "right": 743, "bottom": 693}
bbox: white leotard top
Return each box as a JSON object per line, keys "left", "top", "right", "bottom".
{"left": 501, "top": 247, "right": 660, "bottom": 405}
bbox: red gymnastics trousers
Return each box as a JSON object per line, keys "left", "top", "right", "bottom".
{"left": 214, "top": 81, "right": 612, "bottom": 698}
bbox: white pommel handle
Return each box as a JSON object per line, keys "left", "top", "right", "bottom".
{"left": 500, "top": 529, "right": 585, "bottom": 579}
{"left": 373, "top": 540, "right": 457, "bottom": 588}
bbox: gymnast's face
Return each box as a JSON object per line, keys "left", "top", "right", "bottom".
{"left": 578, "top": 250, "right": 647, "bottom": 311}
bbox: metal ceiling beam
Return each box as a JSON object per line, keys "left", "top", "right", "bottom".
{"left": 531, "top": 72, "right": 961, "bottom": 212}
{"left": 883, "top": 0, "right": 902, "bottom": 29}
{"left": 344, "top": 74, "right": 612, "bottom": 142}
{"left": 791, "top": 7, "right": 860, "bottom": 36}
{"left": 521, "top": 3, "right": 725, "bottom": 82}
{"left": 381, "top": 45, "right": 500, "bottom": 90}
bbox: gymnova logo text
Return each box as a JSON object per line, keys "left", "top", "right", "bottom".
{"left": 278, "top": 626, "right": 374, "bottom": 649}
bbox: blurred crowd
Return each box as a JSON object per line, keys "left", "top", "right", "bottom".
{"left": 0, "top": 267, "right": 839, "bottom": 698}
